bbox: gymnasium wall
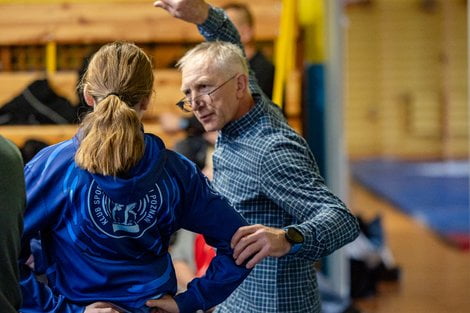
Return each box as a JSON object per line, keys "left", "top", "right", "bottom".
{"left": 345, "top": 0, "right": 468, "bottom": 159}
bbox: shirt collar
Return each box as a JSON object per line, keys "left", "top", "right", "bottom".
{"left": 221, "top": 93, "right": 265, "bottom": 138}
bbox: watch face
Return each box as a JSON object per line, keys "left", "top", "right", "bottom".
{"left": 287, "top": 227, "right": 304, "bottom": 244}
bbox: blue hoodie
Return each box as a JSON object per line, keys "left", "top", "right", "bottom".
{"left": 20, "top": 133, "right": 250, "bottom": 313}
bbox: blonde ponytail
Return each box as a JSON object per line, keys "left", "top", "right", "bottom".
{"left": 75, "top": 42, "right": 153, "bottom": 176}
{"left": 75, "top": 95, "right": 144, "bottom": 176}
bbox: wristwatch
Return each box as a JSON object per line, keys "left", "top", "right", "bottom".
{"left": 284, "top": 226, "right": 304, "bottom": 254}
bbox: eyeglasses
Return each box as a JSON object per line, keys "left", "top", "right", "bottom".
{"left": 176, "top": 74, "right": 238, "bottom": 112}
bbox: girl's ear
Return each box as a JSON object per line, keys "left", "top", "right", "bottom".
{"left": 140, "top": 96, "right": 150, "bottom": 111}
{"left": 83, "top": 85, "right": 95, "bottom": 107}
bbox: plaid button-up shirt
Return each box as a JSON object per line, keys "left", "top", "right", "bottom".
{"left": 200, "top": 7, "right": 359, "bottom": 313}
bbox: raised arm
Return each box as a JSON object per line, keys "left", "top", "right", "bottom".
{"left": 154, "top": 0, "right": 210, "bottom": 24}
{"left": 154, "top": 0, "right": 263, "bottom": 96}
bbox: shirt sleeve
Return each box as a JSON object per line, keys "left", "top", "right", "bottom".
{"left": 198, "top": 6, "right": 264, "bottom": 96}
{"left": 260, "top": 138, "right": 360, "bottom": 261}
{"left": 173, "top": 166, "right": 251, "bottom": 313}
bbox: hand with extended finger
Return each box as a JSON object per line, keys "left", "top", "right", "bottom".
{"left": 231, "top": 224, "right": 291, "bottom": 269}
{"left": 153, "top": 0, "right": 210, "bottom": 25}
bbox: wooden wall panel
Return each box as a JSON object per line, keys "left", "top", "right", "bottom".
{"left": 345, "top": 0, "right": 468, "bottom": 159}
{"left": 344, "top": 5, "right": 381, "bottom": 157}
{"left": 0, "top": 1, "right": 280, "bottom": 45}
{"left": 378, "top": 1, "right": 443, "bottom": 157}
{"left": 443, "top": 0, "right": 468, "bottom": 157}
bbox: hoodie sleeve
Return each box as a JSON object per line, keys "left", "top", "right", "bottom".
{"left": 173, "top": 163, "right": 251, "bottom": 313}
{"left": 20, "top": 147, "right": 86, "bottom": 313}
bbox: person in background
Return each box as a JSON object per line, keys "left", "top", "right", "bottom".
{"left": 151, "top": 1, "right": 360, "bottom": 312}
{"left": 223, "top": 2, "right": 274, "bottom": 99}
{"left": 0, "top": 136, "right": 25, "bottom": 313}
{"left": 19, "top": 41, "right": 251, "bottom": 313}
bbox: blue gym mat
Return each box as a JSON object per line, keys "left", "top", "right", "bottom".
{"left": 351, "top": 159, "right": 470, "bottom": 250}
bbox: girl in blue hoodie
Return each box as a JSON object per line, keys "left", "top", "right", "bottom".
{"left": 20, "top": 42, "right": 250, "bottom": 313}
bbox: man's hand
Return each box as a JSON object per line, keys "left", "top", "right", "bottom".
{"left": 154, "top": 0, "right": 210, "bottom": 25}
{"left": 146, "top": 294, "right": 179, "bottom": 313}
{"left": 84, "top": 302, "right": 123, "bottom": 313}
{"left": 231, "top": 224, "right": 292, "bottom": 269}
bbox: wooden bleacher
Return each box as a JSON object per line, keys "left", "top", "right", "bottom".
{"left": 0, "top": 0, "right": 287, "bottom": 149}
{"left": 0, "top": 1, "right": 280, "bottom": 46}
{"left": 0, "top": 69, "right": 187, "bottom": 147}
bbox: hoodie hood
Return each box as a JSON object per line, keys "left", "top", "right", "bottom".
{"left": 89, "top": 134, "right": 167, "bottom": 204}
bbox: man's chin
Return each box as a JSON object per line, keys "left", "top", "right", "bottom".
{"left": 203, "top": 125, "right": 218, "bottom": 132}
{"left": 199, "top": 119, "right": 219, "bottom": 132}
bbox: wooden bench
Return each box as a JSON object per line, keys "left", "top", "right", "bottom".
{"left": 0, "top": 123, "right": 185, "bottom": 149}
{"left": 0, "top": 69, "right": 184, "bottom": 118}
{"left": 0, "top": 69, "right": 187, "bottom": 147}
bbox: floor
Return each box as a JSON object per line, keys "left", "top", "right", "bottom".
{"left": 349, "top": 181, "right": 470, "bottom": 313}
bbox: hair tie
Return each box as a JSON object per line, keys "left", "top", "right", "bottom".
{"left": 106, "top": 92, "right": 120, "bottom": 98}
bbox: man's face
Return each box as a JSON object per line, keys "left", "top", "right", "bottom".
{"left": 226, "top": 9, "right": 252, "bottom": 45}
{"left": 181, "top": 63, "right": 241, "bottom": 132}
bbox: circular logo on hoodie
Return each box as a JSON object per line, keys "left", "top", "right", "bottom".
{"left": 87, "top": 180, "right": 162, "bottom": 238}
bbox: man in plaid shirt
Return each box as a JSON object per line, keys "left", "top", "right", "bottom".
{"left": 152, "top": 1, "right": 360, "bottom": 312}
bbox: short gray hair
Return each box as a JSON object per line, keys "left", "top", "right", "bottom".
{"left": 177, "top": 41, "right": 248, "bottom": 76}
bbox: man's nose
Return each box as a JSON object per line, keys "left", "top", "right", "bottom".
{"left": 191, "top": 94, "right": 206, "bottom": 111}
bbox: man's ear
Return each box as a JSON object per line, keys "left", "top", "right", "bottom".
{"left": 83, "top": 85, "right": 95, "bottom": 107}
{"left": 236, "top": 74, "right": 249, "bottom": 98}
